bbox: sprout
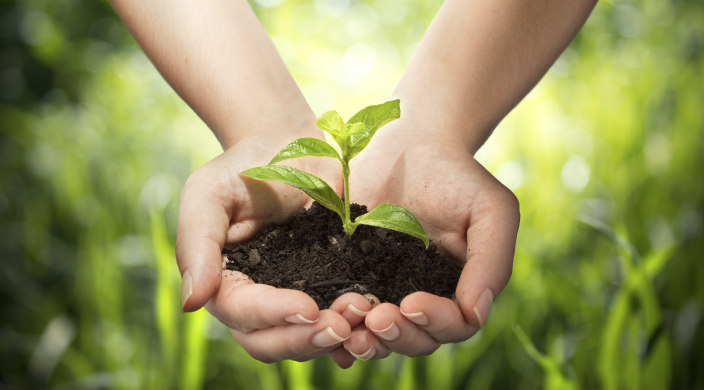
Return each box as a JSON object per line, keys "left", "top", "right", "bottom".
{"left": 241, "top": 99, "right": 429, "bottom": 248}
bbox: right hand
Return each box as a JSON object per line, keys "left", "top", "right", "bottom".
{"left": 176, "top": 132, "right": 360, "bottom": 363}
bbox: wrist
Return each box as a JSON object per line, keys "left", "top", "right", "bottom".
{"left": 218, "top": 104, "right": 320, "bottom": 151}
{"left": 372, "top": 117, "right": 476, "bottom": 157}
{"left": 388, "top": 96, "right": 492, "bottom": 156}
{"left": 229, "top": 119, "right": 343, "bottom": 195}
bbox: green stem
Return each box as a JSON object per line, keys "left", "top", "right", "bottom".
{"left": 341, "top": 161, "right": 356, "bottom": 237}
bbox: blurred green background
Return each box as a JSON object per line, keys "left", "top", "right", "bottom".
{"left": 1, "top": 0, "right": 702, "bottom": 388}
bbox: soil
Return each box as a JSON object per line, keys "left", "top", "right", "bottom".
{"left": 223, "top": 202, "right": 462, "bottom": 309}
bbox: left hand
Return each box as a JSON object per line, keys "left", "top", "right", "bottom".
{"left": 329, "top": 119, "right": 520, "bottom": 365}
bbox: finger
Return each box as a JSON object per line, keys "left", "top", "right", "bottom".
{"left": 399, "top": 292, "right": 478, "bottom": 343}
{"left": 176, "top": 167, "right": 235, "bottom": 312}
{"left": 329, "top": 347, "right": 356, "bottom": 369}
{"left": 232, "top": 309, "right": 351, "bottom": 363}
{"left": 456, "top": 184, "right": 520, "bottom": 328}
{"left": 329, "top": 293, "right": 374, "bottom": 328}
{"left": 206, "top": 270, "right": 320, "bottom": 332}
{"left": 365, "top": 303, "right": 440, "bottom": 357}
{"left": 343, "top": 324, "right": 392, "bottom": 361}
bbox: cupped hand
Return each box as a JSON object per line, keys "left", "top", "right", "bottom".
{"left": 334, "top": 120, "right": 520, "bottom": 363}
{"left": 176, "top": 132, "right": 357, "bottom": 363}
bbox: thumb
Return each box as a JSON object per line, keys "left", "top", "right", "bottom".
{"left": 176, "top": 169, "right": 259, "bottom": 312}
{"left": 455, "top": 187, "right": 520, "bottom": 328}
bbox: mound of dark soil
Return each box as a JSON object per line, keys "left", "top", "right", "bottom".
{"left": 223, "top": 202, "right": 461, "bottom": 309}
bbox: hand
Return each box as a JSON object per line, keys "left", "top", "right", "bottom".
{"left": 176, "top": 132, "right": 355, "bottom": 363}
{"left": 334, "top": 120, "right": 519, "bottom": 363}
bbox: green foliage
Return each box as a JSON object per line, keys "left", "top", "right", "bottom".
{"left": 354, "top": 203, "right": 428, "bottom": 246}
{"left": 241, "top": 164, "right": 345, "bottom": 217}
{"left": 1, "top": 0, "right": 703, "bottom": 389}
{"left": 268, "top": 137, "right": 342, "bottom": 164}
{"left": 242, "top": 100, "right": 430, "bottom": 247}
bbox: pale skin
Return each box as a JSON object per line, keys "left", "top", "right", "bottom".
{"left": 110, "top": 0, "right": 596, "bottom": 368}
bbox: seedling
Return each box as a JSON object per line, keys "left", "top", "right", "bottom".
{"left": 241, "top": 99, "right": 429, "bottom": 248}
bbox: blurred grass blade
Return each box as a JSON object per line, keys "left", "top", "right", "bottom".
{"left": 281, "top": 360, "right": 313, "bottom": 390}
{"left": 643, "top": 246, "right": 675, "bottom": 279}
{"left": 426, "top": 345, "right": 453, "bottom": 390}
{"left": 150, "top": 209, "right": 178, "bottom": 378}
{"left": 179, "top": 310, "right": 208, "bottom": 390}
{"left": 513, "top": 325, "right": 578, "bottom": 390}
{"left": 640, "top": 332, "right": 673, "bottom": 389}
{"left": 257, "top": 361, "right": 282, "bottom": 390}
{"left": 598, "top": 289, "right": 629, "bottom": 390}
{"left": 632, "top": 269, "right": 662, "bottom": 336}
{"left": 578, "top": 215, "right": 640, "bottom": 265}
{"left": 396, "top": 357, "right": 415, "bottom": 390}
{"left": 29, "top": 315, "right": 75, "bottom": 384}
{"left": 624, "top": 317, "right": 642, "bottom": 390}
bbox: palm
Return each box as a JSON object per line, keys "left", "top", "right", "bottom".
{"left": 349, "top": 126, "right": 509, "bottom": 263}
{"left": 328, "top": 123, "right": 519, "bottom": 363}
{"left": 178, "top": 133, "right": 358, "bottom": 364}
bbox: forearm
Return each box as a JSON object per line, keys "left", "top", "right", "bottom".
{"left": 111, "top": 0, "right": 314, "bottom": 149}
{"left": 394, "top": 0, "right": 596, "bottom": 153}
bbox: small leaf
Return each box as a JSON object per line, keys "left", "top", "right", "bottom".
{"left": 316, "top": 110, "right": 349, "bottom": 155}
{"left": 323, "top": 131, "right": 344, "bottom": 157}
{"left": 346, "top": 131, "right": 374, "bottom": 160}
{"left": 269, "top": 137, "right": 341, "bottom": 165}
{"left": 355, "top": 203, "right": 429, "bottom": 248}
{"left": 241, "top": 165, "right": 344, "bottom": 218}
{"left": 345, "top": 99, "right": 401, "bottom": 160}
{"left": 346, "top": 122, "right": 367, "bottom": 135}
{"left": 316, "top": 110, "right": 346, "bottom": 138}
{"left": 347, "top": 99, "right": 400, "bottom": 134}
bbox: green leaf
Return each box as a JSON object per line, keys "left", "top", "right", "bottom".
{"left": 346, "top": 132, "right": 374, "bottom": 161}
{"left": 268, "top": 137, "right": 341, "bottom": 165}
{"left": 347, "top": 99, "right": 400, "bottom": 134}
{"left": 345, "top": 99, "right": 401, "bottom": 160}
{"left": 316, "top": 110, "right": 348, "bottom": 156}
{"left": 316, "top": 110, "right": 346, "bottom": 138}
{"left": 346, "top": 122, "right": 367, "bottom": 135}
{"left": 241, "top": 165, "right": 344, "bottom": 218}
{"left": 355, "top": 203, "right": 429, "bottom": 248}
{"left": 323, "top": 131, "right": 344, "bottom": 157}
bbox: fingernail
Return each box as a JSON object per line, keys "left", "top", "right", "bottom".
{"left": 345, "top": 304, "right": 369, "bottom": 317}
{"left": 285, "top": 313, "right": 318, "bottom": 324}
{"left": 180, "top": 271, "right": 193, "bottom": 311}
{"left": 473, "top": 288, "right": 494, "bottom": 328}
{"left": 349, "top": 347, "right": 376, "bottom": 361}
{"left": 400, "top": 310, "right": 429, "bottom": 326}
{"left": 312, "top": 327, "right": 348, "bottom": 347}
{"left": 370, "top": 322, "right": 400, "bottom": 341}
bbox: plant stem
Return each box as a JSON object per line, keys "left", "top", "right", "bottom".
{"left": 341, "top": 161, "right": 356, "bottom": 237}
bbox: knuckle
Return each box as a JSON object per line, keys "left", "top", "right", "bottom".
{"left": 495, "top": 184, "right": 520, "bottom": 211}
{"left": 406, "top": 343, "right": 440, "bottom": 357}
{"left": 249, "top": 351, "right": 277, "bottom": 364}
{"left": 292, "top": 355, "right": 315, "bottom": 363}
{"left": 441, "top": 327, "right": 477, "bottom": 343}
{"left": 507, "top": 191, "right": 520, "bottom": 214}
{"left": 182, "top": 168, "right": 207, "bottom": 195}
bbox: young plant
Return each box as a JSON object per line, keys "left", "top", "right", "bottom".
{"left": 241, "top": 99, "right": 429, "bottom": 248}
